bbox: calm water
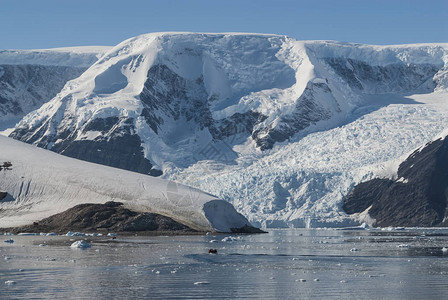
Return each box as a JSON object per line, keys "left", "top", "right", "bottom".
{"left": 1, "top": 229, "right": 448, "bottom": 299}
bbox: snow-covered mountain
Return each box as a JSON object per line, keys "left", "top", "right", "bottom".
{"left": 0, "top": 135, "right": 251, "bottom": 232}
{"left": 7, "top": 32, "right": 448, "bottom": 227}
{"left": 0, "top": 46, "right": 110, "bottom": 134}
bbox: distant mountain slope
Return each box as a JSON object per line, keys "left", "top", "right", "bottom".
{"left": 0, "top": 47, "right": 110, "bottom": 133}
{"left": 0, "top": 135, "right": 251, "bottom": 232}
{"left": 343, "top": 133, "right": 448, "bottom": 227}
{"left": 7, "top": 33, "right": 448, "bottom": 227}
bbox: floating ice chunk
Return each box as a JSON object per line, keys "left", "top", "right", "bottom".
{"left": 397, "top": 244, "right": 410, "bottom": 248}
{"left": 442, "top": 247, "right": 448, "bottom": 253}
{"left": 107, "top": 233, "right": 117, "bottom": 237}
{"left": 221, "top": 236, "right": 239, "bottom": 242}
{"left": 313, "top": 278, "right": 320, "bottom": 282}
{"left": 297, "top": 279, "right": 306, "bottom": 282}
{"left": 70, "top": 240, "right": 91, "bottom": 249}
{"left": 194, "top": 281, "right": 210, "bottom": 285}
{"left": 46, "top": 233, "right": 56, "bottom": 236}
{"left": 38, "top": 244, "right": 47, "bottom": 247}
{"left": 4, "top": 280, "right": 16, "bottom": 285}
{"left": 66, "top": 231, "right": 85, "bottom": 237}
{"left": 17, "top": 233, "right": 38, "bottom": 236}
{"left": 350, "top": 248, "right": 359, "bottom": 252}
{"left": 360, "top": 223, "right": 370, "bottom": 229}
{"left": 4, "top": 233, "right": 13, "bottom": 236}
{"left": 209, "top": 240, "right": 218, "bottom": 243}
{"left": 340, "top": 280, "right": 347, "bottom": 283}
{"left": 3, "top": 238, "right": 14, "bottom": 243}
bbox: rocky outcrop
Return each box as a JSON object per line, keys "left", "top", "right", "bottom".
{"left": 2, "top": 201, "right": 196, "bottom": 234}
{"left": 344, "top": 136, "right": 448, "bottom": 227}
{"left": 325, "top": 58, "right": 438, "bottom": 94}
{"left": 231, "top": 224, "right": 266, "bottom": 234}
{"left": 252, "top": 81, "right": 336, "bottom": 150}
{"left": 10, "top": 116, "right": 156, "bottom": 175}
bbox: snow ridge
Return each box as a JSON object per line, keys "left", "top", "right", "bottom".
{"left": 0, "top": 135, "right": 250, "bottom": 232}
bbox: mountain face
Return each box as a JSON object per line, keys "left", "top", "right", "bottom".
{"left": 343, "top": 135, "right": 448, "bottom": 227}
{"left": 6, "top": 33, "right": 448, "bottom": 227}
{"left": 0, "top": 47, "right": 110, "bottom": 132}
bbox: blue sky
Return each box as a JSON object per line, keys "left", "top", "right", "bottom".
{"left": 1, "top": 0, "right": 447, "bottom": 49}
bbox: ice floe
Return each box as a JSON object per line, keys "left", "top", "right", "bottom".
{"left": 70, "top": 240, "right": 91, "bottom": 249}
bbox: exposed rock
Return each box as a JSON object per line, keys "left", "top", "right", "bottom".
{"left": 2, "top": 201, "right": 196, "bottom": 234}
{"left": 325, "top": 58, "right": 438, "bottom": 94}
{"left": 0, "top": 65, "right": 87, "bottom": 121}
{"left": 231, "top": 224, "right": 267, "bottom": 234}
{"left": 343, "top": 179, "right": 393, "bottom": 214}
{"left": 0, "top": 191, "right": 7, "bottom": 201}
{"left": 12, "top": 116, "right": 155, "bottom": 175}
{"left": 252, "top": 81, "right": 336, "bottom": 150}
{"left": 344, "top": 136, "right": 448, "bottom": 227}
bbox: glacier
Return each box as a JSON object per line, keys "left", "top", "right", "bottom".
{"left": 5, "top": 32, "right": 448, "bottom": 228}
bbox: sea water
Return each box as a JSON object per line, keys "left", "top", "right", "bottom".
{"left": 1, "top": 229, "right": 448, "bottom": 299}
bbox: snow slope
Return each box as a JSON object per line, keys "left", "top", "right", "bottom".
{"left": 0, "top": 46, "right": 111, "bottom": 134}
{"left": 0, "top": 135, "right": 251, "bottom": 232}
{"left": 8, "top": 32, "right": 448, "bottom": 227}
{"left": 0, "top": 46, "right": 111, "bottom": 67}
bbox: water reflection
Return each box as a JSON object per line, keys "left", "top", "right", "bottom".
{"left": 1, "top": 229, "right": 448, "bottom": 299}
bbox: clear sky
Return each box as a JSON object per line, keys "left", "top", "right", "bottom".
{"left": 1, "top": 0, "right": 447, "bottom": 49}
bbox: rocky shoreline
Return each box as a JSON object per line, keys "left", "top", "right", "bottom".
{"left": 0, "top": 201, "right": 266, "bottom": 235}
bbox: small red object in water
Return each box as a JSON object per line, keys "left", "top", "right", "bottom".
{"left": 208, "top": 249, "right": 217, "bottom": 254}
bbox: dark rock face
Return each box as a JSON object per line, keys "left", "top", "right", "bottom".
{"left": 231, "top": 224, "right": 267, "bottom": 234}
{"left": 140, "top": 64, "right": 213, "bottom": 135}
{"left": 343, "top": 179, "right": 393, "bottom": 214}
{"left": 140, "top": 64, "right": 334, "bottom": 152}
{"left": 4, "top": 201, "right": 195, "bottom": 234}
{"left": 0, "top": 191, "right": 14, "bottom": 202}
{"left": 344, "top": 136, "right": 448, "bottom": 227}
{"left": 11, "top": 116, "right": 155, "bottom": 175}
{"left": 140, "top": 64, "right": 265, "bottom": 142}
{"left": 0, "top": 65, "right": 86, "bottom": 117}
{"left": 325, "top": 58, "right": 438, "bottom": 94}
{"left": 252, "top": 81, "right": 336, "bottom": 150}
